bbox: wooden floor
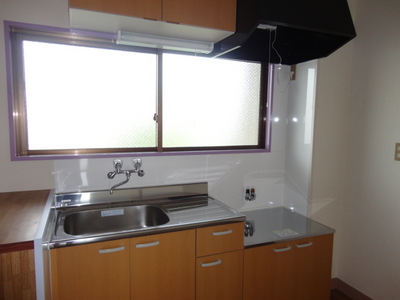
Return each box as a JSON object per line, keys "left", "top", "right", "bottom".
{"left": 331, "top": 289, "right": 353, "bottom": 300}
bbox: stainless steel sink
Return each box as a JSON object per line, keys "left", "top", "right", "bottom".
{"left": 62, "top": 205, "right": 169, "bottom": 236}
{"left": 49, "top": 183, "right": 246, "bottom": 247}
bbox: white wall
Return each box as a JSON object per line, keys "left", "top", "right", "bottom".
{"left": 309, "top": 39, "right": 355, "bottom": 278}
{"left": 310, "top": 0, "right": 400, "bottom": 298}
{"left": 52, "top": 64, "right": 314, "bottom": 214}
{"left": 0, "top": 0, "right": 301, "bottom": 213}
{"left": 283, "top": 61, "right": 318, "bottom": 216}
{"left": 0, "top": 0, "right": 69, "bottom": 192}
{"left": 339, "top": 1, "right": 400, "bottom": 298}
{"left": 52, "top": 68, "right": 291, "bottom": 212}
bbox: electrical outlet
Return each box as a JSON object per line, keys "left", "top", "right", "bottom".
{"left": 395, "top": 143, "right": 400, "bottom": 161}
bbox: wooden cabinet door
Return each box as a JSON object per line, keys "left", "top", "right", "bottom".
{"left": 69, "top": 0, "right": 162, "bottom": 20}
{"left": 291, "top": 234, "right": 333, "bottom": 300}
{"left": 244, "top": 242, "right": 295, "bottom": 300}
{"left": 162, "top": 0, "right": 236, "bottom": 31}
{"left": 243, "top": 234, "right": 334, "bottom": 300}
{"left": 130, "top": 230, "right": 195, "bottom": 300}
{"left": 196, "top": 250, "right": 243, "bottom": 300}
{"left": 50, "top": 239, "right": 130, "bottom": 300}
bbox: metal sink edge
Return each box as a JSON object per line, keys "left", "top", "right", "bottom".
{"left": 47, "top": 183, "right": 245, "bottom": 248}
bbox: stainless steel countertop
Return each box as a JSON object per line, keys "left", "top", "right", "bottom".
{"left": 242, "top": 207, "right": 335, "bottom": 247}
{"left": 49, "top": 197, "right": 245, "bottom": 248}
{"left": 44, "top": 183, "right": 245, "bottom": 248}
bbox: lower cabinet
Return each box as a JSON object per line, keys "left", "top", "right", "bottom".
{"left": 196, "top": 250, "right": 243, "bottom": 300}
{"left": 50, "top": 238, "right": 131, "bottom": 300}
{"left": 51, "top": 231, "right": 195, "bottom": 300}
{"left": 243, "top": 233, "right": 334, "bottom": 300}
{"left": 50, "top": 223, "right": 244, "bottom": 300}
{"left": 130, "top": 230, "right": 195, "bottom": 300}
{"left": 50, "top": 225, "right": 332, "bottom": 300}
{"left": 0, "top": 249, "right": 36, "bottom": 299}
{"left": 195, "top": 222, "right": 244, "bottom": 300}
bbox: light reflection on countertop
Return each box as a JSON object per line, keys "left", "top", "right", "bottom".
{"left": 241, "top": 206, "right": 335, "bottom": 247}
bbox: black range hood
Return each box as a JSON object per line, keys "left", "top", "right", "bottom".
{"left": 207, "top": 0, "right": 356, "bottom": 65}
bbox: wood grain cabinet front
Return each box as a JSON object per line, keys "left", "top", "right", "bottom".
{"left": 196, "top": 222, "right": 244, "bottom": 257}
{"left": 243, "top": 233, "right": 334, "bottom": 300}
{"left": 50, "top": 224, "right": 244, "bottom": 300}
{"left": 130, "top": 230, "right": 196, "bottom": 300}
{"left": 69, "top": 0, "right": 236, "bottom": 31}
{"left": 69, "top": 0, "right": 162, "bottom": 21}
{"left": 51, "top": 230, "right": 196, "bottom": 300}
{"left": 196, "top": 222, "right": 244, "bottom": 300}
{"left": 163, "top": 0, "right": 236, "bottom": 31}
{"left": 50, "top": 239, "right": 131, "bottom": 300}
{"left": 196, "top": 250, "right": 243, "bottom": 300}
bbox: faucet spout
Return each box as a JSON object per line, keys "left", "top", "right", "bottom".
{"left": 109, "top": 172, "right": 131, "bottom": 194}
{"left": 107, "top": 159, "right": 145, "bottom": 194}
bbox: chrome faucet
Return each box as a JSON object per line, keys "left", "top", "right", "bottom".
{"left": 244, "top": 221, "right": 255, "bottom": 237}
{"left": 107, "top": 159, "right": 145, "bottom": 194}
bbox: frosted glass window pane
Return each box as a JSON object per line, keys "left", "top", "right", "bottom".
{"left": 163, "top": 53, "right": 261, "bottom": 148}
{"left": 23, "top": 41, "right": 157, "bottom": 150}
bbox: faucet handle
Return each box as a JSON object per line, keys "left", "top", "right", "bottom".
{"left": 113, "top": 159, "right": 123, "bottom": 170}
{"left": 133, "top": 158, "right": 142, "bottom": 170}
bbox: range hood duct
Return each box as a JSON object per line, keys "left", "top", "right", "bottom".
{"left": 207, "top": 0, "right": 356, "bottom": 65}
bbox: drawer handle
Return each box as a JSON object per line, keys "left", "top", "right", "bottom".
{"left": 212, "top": 229, "right": 233, "bottom": 236}
{"left": 273, "top": 246, "right": 292, "bottom": 253}
{"left": 201, "top": 259, "right": 222, "bottom": 267}
{"left": 295, "top": 241, "right": 313, "bottom": 248}
{"left": 135, "top": 241, "right": 160, "bottom": 248}
{"left": 98, "top": 246, "right": 125, "bottom": 254}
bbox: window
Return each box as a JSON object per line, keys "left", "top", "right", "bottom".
{"left": 162, "top": 54, "right": 263, "bottom": 149}
{"left": 6, "top": 23, "right": 270, "bottom": 160}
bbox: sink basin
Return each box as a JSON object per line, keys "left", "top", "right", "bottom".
{"left": 62, "top": 205, "right": 170, "bottom": 236}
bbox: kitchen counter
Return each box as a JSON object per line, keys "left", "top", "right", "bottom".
{"left": 0, "top": 189, "right": 50, "bottom": 253}
{"left": 242, "top": 206, "right": 335, "bottom": 247}
{"left": 48, "top": 185, "right": 246, "bottom": 247}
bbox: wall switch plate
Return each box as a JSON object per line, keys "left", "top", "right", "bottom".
{"left": 395, "top": 143, "right": 400, "bottom": 161}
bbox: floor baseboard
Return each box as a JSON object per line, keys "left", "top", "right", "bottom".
{"left": 331, "top": 278, "right": 373, "bottom": 300}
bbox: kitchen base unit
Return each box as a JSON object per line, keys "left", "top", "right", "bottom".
{"left": 196, "top": 250, "right": 243, "bottom": 300}
{"left": 130, "top": 230, "right": 195, "bottom": 300}
{"left": 50, "top": 230, "right": 196, "bottom": 300}
{"left": 50, "top": 238, "right": 131, "bottom": 300}
{"left": 196, "top": 222, "right": 244, "bottom": 300}
{"left": 49, "top": 222, "right": 245, "bottom": 300}
{"left": 243, "top": 233, "right": 334, "bottom": 300}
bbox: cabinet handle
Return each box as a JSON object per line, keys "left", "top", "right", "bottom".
{"left": 135, "top": 241, "right": 160, "bottom": 248}
{"left": 295, "top": 241, "right": 313, "bottom": 248}
{"left": 98, "top": 246, "right": 125, "bottom": 254}
{"left": 273, "top": 246, "right": 292, "bottom": 253}
{"left": 212, "top": 229, "right": 233, "bottom": 236}
{"left": 200, "top": 259, "right": 222, "bottom": 267}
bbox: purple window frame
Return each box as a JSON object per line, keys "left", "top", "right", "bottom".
{"left": 4, "top": 20, "right": 273, "bottom": 161}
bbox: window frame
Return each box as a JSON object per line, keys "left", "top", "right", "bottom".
{"left": 4, "top": 21, "right": 273, "bottom": 161}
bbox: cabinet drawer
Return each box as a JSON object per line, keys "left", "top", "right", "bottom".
{"left": 196, "top": 222, "right": 244, "bottom": 257}
{"left": 196, "top": 250, "right": 243, "bottom": 300}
